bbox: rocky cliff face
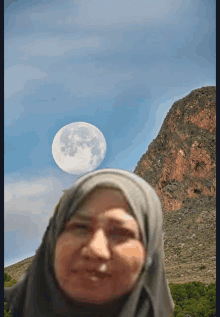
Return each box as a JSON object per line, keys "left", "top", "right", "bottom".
{"left": 133, "top": 86, "right": 216, "bottom": 285}
{"left": 134, "top": 86, "right": 216, "bottom": 213}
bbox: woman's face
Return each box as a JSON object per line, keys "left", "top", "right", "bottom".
{"left": 54, "top": 188, "right": 146, "bottom": 304}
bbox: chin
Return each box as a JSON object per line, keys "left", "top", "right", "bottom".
{"left": 65, "top": 293, "right": 112, "bottom": 304}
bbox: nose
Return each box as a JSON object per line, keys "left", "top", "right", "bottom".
{"left": 83, "top": 229, "right": 111, "bottom": 260}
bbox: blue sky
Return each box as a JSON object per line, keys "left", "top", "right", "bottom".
{"left": 4, "top": 0, "right": 215, "bottom": 267}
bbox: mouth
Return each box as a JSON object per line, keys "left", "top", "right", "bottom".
{"left": 72, "top": 269, "right": 112, "bottom": 282}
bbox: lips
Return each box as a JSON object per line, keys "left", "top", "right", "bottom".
{"left": 72, "top": 269, "right": 112, "bottom": 280}
{"left": 85, "top": 269, "right": 112, "bottom": 279}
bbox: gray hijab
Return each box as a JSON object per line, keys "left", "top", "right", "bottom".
{"left": 4, "top": 168, "right": 174, "bottom": 317}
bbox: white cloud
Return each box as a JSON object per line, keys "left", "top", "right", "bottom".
{"left": 26, "top": 0, "right": 192, "bottom": 30}
{"left": 4, "top": 177, "right": 64, "bottom": 238}
{"left": 18, "top": 37, "right": 100, "bottom": 57}
{"left": 4, "top": 101, "right": 25, "bottom": 126}
{"left": 4, "top": 64, "right": 47, "bottom": 99}
{"left": 5, "top": 183, "right": 50, "bottom": 198}
{"left": 58, "top": 63, "right": 134, "bottom": 97}
{"left": 68, "top": 0, "right": 191, "bottom": 28}
{"left": 4, "top": 191, "right": 13, "bottom": 204}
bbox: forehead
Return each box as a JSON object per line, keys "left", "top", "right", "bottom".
{"left": 82, "top": 187, "right": 127, "bottom": 203}
{"left": 75, "top": 187, "right": 136, "bottom": 222}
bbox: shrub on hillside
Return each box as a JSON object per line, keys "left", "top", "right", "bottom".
{"left": 4, "top": 273, "right": 12, "bottom": 283}
{"left": 4, "top": 302, "right": 12, "bottom": 317}
{"left": 4, "top": 273, "right": 17, "bottom": 317}
{"left": 169, "top": 281, "right": 216, "bottom": 317}
{"left": 4, "top": 273, "right": 17, "bottom": 288}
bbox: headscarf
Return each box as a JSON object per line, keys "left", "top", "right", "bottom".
{"left": 4, "top": 168, "right": 174, "bottom": 317}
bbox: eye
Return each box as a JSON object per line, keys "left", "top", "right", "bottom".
{"left": 67, "top": 223, "right": 92, "bottom": 234}
{"left": 109, "top": 227, "right": 135, "bottom": 240}
{"left": 75, "top": 224, "right": 90, "bottom": 230}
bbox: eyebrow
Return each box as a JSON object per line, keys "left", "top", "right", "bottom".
{"left": 66, "top": 215, "right": 140, "bottom": 239}
{"left": 67, "top": 214, "right": 136, "bottom": 226}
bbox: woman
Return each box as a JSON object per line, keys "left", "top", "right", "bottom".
{"left": 4, "top": 168, "right": 174, "bottom": 317}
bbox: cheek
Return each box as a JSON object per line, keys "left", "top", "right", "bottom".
{"left": 114, "top": 241, "right": 146, "bottom": 274}
{"left": 54, "top": 233, "right": 82, "bottom": 273}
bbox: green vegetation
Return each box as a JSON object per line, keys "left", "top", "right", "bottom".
{"left": 4, "top": 302, "right": 12, "bottom": 317}
{"left": 169, "top": 281, "right": 216, "bottom": 317}
{"left": 4, "top": 273, "right": 216, "bottom": 316}
{"left": 4, "top": 273, "right": 17, "bottom": 317}
{"left": 199, "top": 265, "right": 206, "bottom": 270}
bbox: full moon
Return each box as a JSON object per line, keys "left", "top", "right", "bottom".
{"left": 52, "top": 122, "right": 107, "bottom": 175}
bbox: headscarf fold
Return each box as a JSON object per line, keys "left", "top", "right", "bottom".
{"left": 5, "top": 168, "right": 174, "bottom": 317}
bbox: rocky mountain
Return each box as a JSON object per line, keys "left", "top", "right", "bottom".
{"left": 134, "top": 86, "right": 216, "bottom": 285}
{"left": 134, "top": 86, "right": 216, "bottom": 212}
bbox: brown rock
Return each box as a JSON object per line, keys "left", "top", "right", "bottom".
{"left": 134, "top": 86, "right": 216, "bottom": 212}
